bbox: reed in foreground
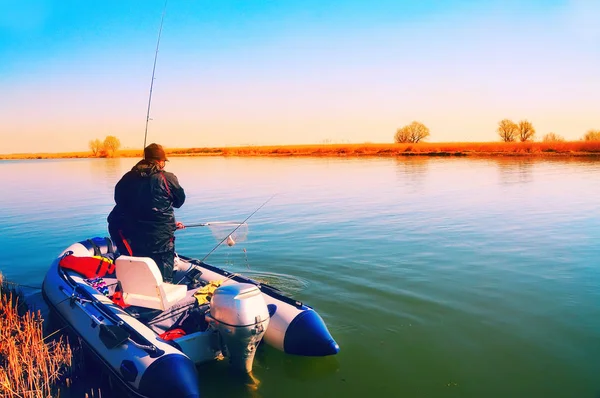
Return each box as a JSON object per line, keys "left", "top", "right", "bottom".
{"left": 0, "top": 273, "right": 73, "bottom": 397}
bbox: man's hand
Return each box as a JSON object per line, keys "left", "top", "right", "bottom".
{"left": 176, "top": 221, "right": 185, "bottom": 230}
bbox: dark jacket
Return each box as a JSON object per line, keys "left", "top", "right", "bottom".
{"left": 108, "top": 159, "right": 185, "bottom": 253}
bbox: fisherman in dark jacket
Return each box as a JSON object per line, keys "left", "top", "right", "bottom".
{"left": 108, "top": 143, "right": 186, "bottom": 283}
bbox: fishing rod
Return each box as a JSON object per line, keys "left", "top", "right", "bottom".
{"left": 175, "top": 195, "right": 276, "bottom": 284}
{"left": 143, "top": 0, "right": 168, "bottom": 149}
{"left": 183, "top": 221, "right": 246, "bottom": 228}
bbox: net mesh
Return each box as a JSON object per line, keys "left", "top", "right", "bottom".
{"left": 205, "top": 222, "right": 248, "bottom": 245}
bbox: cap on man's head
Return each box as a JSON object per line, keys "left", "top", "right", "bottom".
{"left": 144, "top": 143, "right": 168, "bottom": 161}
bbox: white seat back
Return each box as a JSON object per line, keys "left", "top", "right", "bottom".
{"left": 115, "top": 255, "right": 187, "bottom": 311}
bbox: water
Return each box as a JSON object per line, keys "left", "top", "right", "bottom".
{"left": 1, "top": 156, "right": 599, "bottom": 398}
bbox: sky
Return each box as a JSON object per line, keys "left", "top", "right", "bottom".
{"left": 1, "top": 0, "right": 599, "bottom": 154}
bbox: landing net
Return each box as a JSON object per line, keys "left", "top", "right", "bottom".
{"left": 204, "top": 221, "right": 248, "bottom": 246}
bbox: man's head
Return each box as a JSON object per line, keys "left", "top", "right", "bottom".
{"left": 144, "top": 143, "right": 168, "bottom": 166}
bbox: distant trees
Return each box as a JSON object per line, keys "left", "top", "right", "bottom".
{"left": 542, "top": 132, "right": 564, "bottom": 142}
{"left": 89, "top": 139, "right": 103, "bottom": 156}
{"left": 394, "top": 121, "right": 430, "bottom": 143}
{"left": 517, "top": 120, "right": 535, "bottom": 142}
{"left": 497, "top": 119, "right": 518, "bottom": 142}
{"left": 497, "top": 119, "right": 535, "bottom": 142}
{"left": 103, "top": 136, "right": 121, "bottom": 157}
{"left": 583, "top": 129, "right": 600, "bottom": 141}
{"left": 89, "top": 135, "right": 121, "bottom": 157}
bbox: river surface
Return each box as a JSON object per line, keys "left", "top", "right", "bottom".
{"left": 0, "top": 156, "right": 599, "bottom": 398}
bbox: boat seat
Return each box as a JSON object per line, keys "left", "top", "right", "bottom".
{"left": 114, "top": 255, "right": 187, "bottom": 311}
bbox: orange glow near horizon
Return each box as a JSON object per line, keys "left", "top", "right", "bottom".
{"left": 1, "top": 1, "right": 599, "bottom": 154}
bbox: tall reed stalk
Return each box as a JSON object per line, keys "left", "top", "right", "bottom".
{"left": 0, "top": 273, "right": 73, "bottom": 397}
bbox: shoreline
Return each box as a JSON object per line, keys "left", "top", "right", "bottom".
{"left": 2, "top": 142, "right": 600, "bottom": 160}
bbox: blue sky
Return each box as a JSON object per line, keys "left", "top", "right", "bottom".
{"left": 1, "top": 0, "right": 599, "bottom": 153}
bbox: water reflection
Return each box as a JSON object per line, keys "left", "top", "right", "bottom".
{"left": 394, "top": 157, "right": 430, "bottom": 191}
{"left": 255, "top": 345, "right": 340, "bottom": 381}
{"left": 495, "top": 158, "right": 534, "bottom": 185}
{"left": 4, "top": 156, "right": 600, "bottom": 398}
{"left": 196, "top": 359, "right": 265, "bottom": 398}
{"left": 89, "top": 158, "right": 127, "bottom": 190}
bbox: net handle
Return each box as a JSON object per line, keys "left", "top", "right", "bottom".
{"left": 183, "top": 221, "right": 247, "bottom": 229}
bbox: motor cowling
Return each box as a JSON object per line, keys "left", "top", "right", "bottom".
{"left": 207, "top": 283, "right": 269, "bottom": 373}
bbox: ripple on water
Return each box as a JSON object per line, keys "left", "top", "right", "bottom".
{"left": 240, "top": 270, "right": 310, "bottom": 296}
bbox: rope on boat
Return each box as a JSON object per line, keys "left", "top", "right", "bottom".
{"left": 127, "top": 338, "right": 160, "bottom": 353}
{"left": 146, "top": 302, "right": 197, "bottom": 325}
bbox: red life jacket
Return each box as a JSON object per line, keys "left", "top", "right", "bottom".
{"left": 159, "top": 328, "right": 186, "bottom": 341}
{"left": 59, "top": 254, "right": 115, "bottom": 279}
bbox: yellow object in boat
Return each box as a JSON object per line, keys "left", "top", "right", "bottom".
{"left": 193, "top": 280, "right": 222, "bottom": 305}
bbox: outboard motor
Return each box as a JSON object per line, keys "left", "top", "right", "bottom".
{"left": 207, "top": 283, "right": 269, "bottom": 373}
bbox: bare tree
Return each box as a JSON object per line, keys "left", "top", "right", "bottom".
{"left": 89, "top": 139, "right": 103, "bottom": 156}
{"left": 583, "top": 129, "right": 600, "bottom": 141}
{"left": 497, "top": 119, "right": 518, "bottom": 142}
{"left": 542, "top": 132, "right": 564, "bottom": 142}
{"left": 102, "top": 136, "right": 121, "bottom": 157}
{"left": 394, "top": 121, "right": 430, "bottom": 143}
{"left": 394, "top": 127, "right": 410, "bottom": 143}
{"left": 517, "top": 120, "right": 535, "bottom": 142}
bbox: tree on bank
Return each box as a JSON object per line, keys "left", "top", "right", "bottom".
{"left": 103, "top": 136, "right": 121, "bottom": 157}
{"left": 542, "top": 132, "right": 565, "bottom": 142}
{"left": 394, "top": 121, "right": 430, "bottom": 143}
{"left": 517, "top": 120, "right": 535, "bottom": 142}
{"left": 89, "top": 139, "right": 102, "bottom": 155}
{"left": 497, "top": 119, "right": 518, "bottom": 142}
{"left": 89, "top": 136, "right": 122, "bottom": 157}
{"left": 583, "top": 129, "right": 600, "bottom": 141}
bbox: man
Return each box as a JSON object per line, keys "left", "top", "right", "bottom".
{"left": 108, "top": 143, "right": 186, "bottom": 283}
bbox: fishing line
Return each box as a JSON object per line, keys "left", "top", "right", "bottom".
{"left": 175, "top": 195, "right": 276, "bottom": 284}
{"left": 143, "top": 0, "right": 168, "bottom": 149}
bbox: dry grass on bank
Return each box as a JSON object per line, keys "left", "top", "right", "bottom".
{"left": 0, "top": 273, "right": 73, "bottom": 397}
{"left": 190, "top": 141, "right": 600, "bottom": 157}
{"left": 2, "top": 141, "right": 600, "bottom": 160}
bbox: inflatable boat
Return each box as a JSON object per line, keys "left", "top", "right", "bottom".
{"left": 42, "top": 237, "right": 339, "bottom": 398}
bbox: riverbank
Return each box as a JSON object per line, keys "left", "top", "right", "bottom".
{"left": 0, "top": 274, "right": 73, "bottom": 397}
{"left": 2, "top": 141, "right": 600, "bottom": 160}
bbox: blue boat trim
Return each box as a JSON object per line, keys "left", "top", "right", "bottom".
{"left": 138, "top": 354, "right": 200, "bottom": 398}
{"left": 120, "top": 360, "right": 138, "bottom": 382}
{"left": 283, "top": 310, "right": 340, "bottom": 356}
